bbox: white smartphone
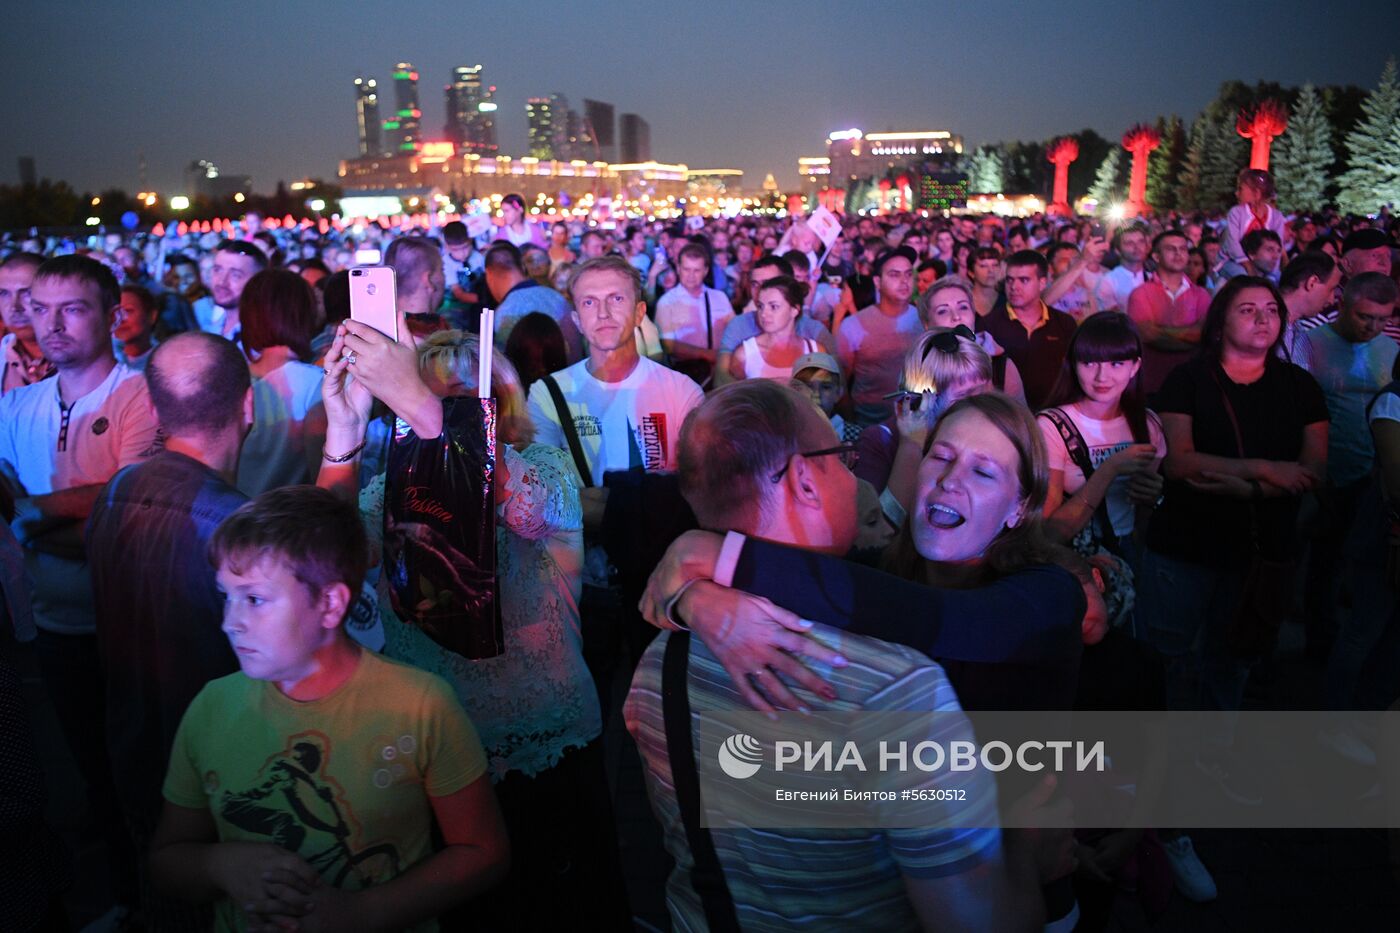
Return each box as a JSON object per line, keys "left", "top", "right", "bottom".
{"left": 349, "top": 266, "right": 398, "bottom": 341}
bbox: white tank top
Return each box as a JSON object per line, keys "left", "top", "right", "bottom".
{"left": 741, "top": 336, "right": 820, "bottom": 381}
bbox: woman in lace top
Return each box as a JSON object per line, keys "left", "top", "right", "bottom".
{"left": 360, "top": 332, "right": 600, "bottom": 778}
{"left": 355, "top": 329, "right": 628, "bottom": 927}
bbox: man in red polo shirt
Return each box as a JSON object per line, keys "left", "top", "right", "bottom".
{"left": 1125, "top": 229, "right": 1212, "bottom": 395}
{"left": 978, "top": 249, "right": 1076, "bottom": 408}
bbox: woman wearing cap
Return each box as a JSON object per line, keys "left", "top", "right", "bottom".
{"left": 729, "top": 275, "right": 827, "bottom": 382}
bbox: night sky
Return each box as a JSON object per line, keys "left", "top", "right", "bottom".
{"left": 3, "top": 1, "right": 1396, "bottom": 195}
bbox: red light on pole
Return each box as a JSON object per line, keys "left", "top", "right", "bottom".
{"left": 1237, "top": 100, "right": 1289, "bottom": 171}
{"left": 1046, "top": 137, "right": 1080, "bottom": 216}
{"left": 1122, "top": 124, "right": 1161, "bottom": 217}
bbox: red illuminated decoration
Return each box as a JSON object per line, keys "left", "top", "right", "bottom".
{"left": 895, "top": 174, "right": 911, "bottom": 211}
{"left": 152, "top": 222, "right": 165, "bottom": 237}
{"left": 1046, "top": 137, "right": 1080, "bottom": 216}
{"left": 878, "top": 177, "right": 892, "bottom": 214}
{"left": 1236, "top": 99, "right": 1289, "bottom": 171}
{"left": 1121, "top": 123, "right": 1161, "bottom": 217}
{"left": 176, "top": 222, "right": 188, "bottom": 236}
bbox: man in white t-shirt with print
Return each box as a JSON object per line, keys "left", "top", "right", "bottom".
{"left": 527, "top": 254, "right": 703, "bottom": 710}
{"left": 528, "top": 255, "right": 703, "bottom": 499}
{"left": 0, "top": 254, "right": 162, "bottom": 912}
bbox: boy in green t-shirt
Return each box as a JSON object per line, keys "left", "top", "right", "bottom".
{"left": 150, "top": 486, "right": 509, "bottom": 932}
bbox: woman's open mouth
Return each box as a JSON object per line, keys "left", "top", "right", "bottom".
{"left": 927, "top": 502, "right": 966, "bottom": 529}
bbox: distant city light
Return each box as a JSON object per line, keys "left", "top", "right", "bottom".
{"left": 233, "top": 192, "right": 245, "bottom": 203}
{"left": 170, "top": 196, "right": 190, "bottom": 210}
{"left": 308, "top": 198, "right": 326, "bottom": 212}
{"left": 85, "top": 216, "right": 100, "bottom": 226}
{"left": 478, "top": 102, "right": 497, "bottom": 112}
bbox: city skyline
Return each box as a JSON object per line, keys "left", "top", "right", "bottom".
{"left": 1, "top": 1, "right": 1395, "bottom": 196}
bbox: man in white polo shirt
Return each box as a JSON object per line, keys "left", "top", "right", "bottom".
{"left": 0, "top": 254, "right": 161, "bottom": 913}
{"left": 656, "top": 243, "right": 735, "bottom": 385}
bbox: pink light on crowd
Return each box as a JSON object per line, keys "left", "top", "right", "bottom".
{"left": 1237, "top": 100, "right": 1289, "bottom": 171}
{"left": 1121, "top": 123, "right": 1161, "bottom": 217}
{"left": 1046, "top": 137, "right": 1080, "bottom": 216}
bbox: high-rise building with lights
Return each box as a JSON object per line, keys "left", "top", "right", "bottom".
{"left": 526, "top": 94, "right": 566, "bottom": 160}
{"left": 619, "top": 113, "right": 650, "bottom": 163}
{"left": 353, "top": 76, "right": 383, "bottom": 157}
{"left": 583, "top": 99, "right": 615, "bottom": 163}
{"left": 385, "top": 61, "right": 422, "bottom": 153}
{"left": 444, "top": 65, "right": 497, "bottom": 152}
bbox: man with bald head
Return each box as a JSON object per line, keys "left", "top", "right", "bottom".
{"left": 87, "top": 331, "right": 252, "bottom": 923}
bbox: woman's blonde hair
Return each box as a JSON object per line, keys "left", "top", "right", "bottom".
{"left": 901, "top": 326, "right": 992, "bottom": 395}
{"left": 418, "top": 330, "right": 535, "bottom": 447}
{"left": 916, "top": 275, "right": 975, "bottom": 328}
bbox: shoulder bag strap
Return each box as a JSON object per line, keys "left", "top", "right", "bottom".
{"left": 1208, "top": 365, "right": 1264, "bottom": 549}
{"left": 541, "top": 374, "right": 593, "bottom": 488}
{"left": 663, "top": 633, "right": 741, "bottom": 931}
{"left": 991, "top": 354, "right": 1008, "bottom": 391}
{"left": 1042, "top": 407, "right": 1120, "bottom": 551}
{"left": 704, "top": 291, "right": 714, "bottom": 350}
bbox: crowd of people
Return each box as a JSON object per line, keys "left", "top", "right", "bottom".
{"left": 1, "top": 166, "right": 1399, "bottom": 931}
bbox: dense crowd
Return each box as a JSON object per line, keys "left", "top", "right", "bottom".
{"left": 2, "top": 168, "right": 1399, "bottom": 931}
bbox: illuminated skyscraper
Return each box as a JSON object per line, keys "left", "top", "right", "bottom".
{"left": 583, "top": 100, "right": 615, "bottom": 162}
{"left": 620, "top": 113, "right": 650, "bottom": 163}
{"left": 526, "top": 94, "right": 565, "bottom": 160}
{"left": 353, "top": 76, "right": 383, "bottom": 157}
{"left": 445, "top": 64, "right": 497, "bottom": 152}
{"left": 385, "top": 61, "right": 422, "bottom": 153}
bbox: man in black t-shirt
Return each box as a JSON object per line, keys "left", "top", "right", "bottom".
{"left": 978, "top": 250, "right": 1077, "bottom": 409}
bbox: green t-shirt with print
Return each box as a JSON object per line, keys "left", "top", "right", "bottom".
{"left": 163, "top": 649, "right": 488, "bottom": 931}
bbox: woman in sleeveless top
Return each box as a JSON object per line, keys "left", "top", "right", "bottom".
{"left": 729, "top": 275, "right": 828, "bottom": 382}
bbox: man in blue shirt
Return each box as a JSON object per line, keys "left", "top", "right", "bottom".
{"left": 1299, "top": 272, "right": 1399, "bottom": 661}
{"left": 484, "top": 242, "right": 583, "bottom": 362}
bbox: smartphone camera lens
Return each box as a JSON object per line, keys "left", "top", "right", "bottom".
{"left": 352, "top": 270, "right": 362, "bottom": 276}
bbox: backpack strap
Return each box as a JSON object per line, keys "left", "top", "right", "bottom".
{"left": 1041, "top": 407, "right": 1120, "bottom": 552}
{"left": 663, "top": 633, "right": 741, "bottom": 931}
{"left": 541, "top": 374, "right": 593, "bottom": 488}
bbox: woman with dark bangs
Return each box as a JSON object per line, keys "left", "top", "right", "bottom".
{"left": 1138, "top": 276, "right": 1327, "bottom": 789}
{"left": 1038, "top": 312, "right": 1166, "bottom": 569}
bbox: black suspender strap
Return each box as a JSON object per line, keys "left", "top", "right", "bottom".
{"left": 703, "top": 292, "right": 714, "bottom": 350}
{"left": 541, "top": 374, "right": 593, "bottom": 488}
{"left": 662, "top": 632, "right": 741, "bottom": 932}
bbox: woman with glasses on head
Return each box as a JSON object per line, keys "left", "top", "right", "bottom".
{"left": 919, "top": 276, "right": 1026, "bottom": 401}
{"left": 854, "top": 327, "right": 997, "bottom": 518}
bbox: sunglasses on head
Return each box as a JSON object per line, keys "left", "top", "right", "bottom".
{"left": 922, "top": 324, "right": 976, "bottom": 361}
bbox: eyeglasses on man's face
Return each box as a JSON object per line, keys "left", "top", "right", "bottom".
{"left": 770, "top": 443, "right": 860, "bottom": 483}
